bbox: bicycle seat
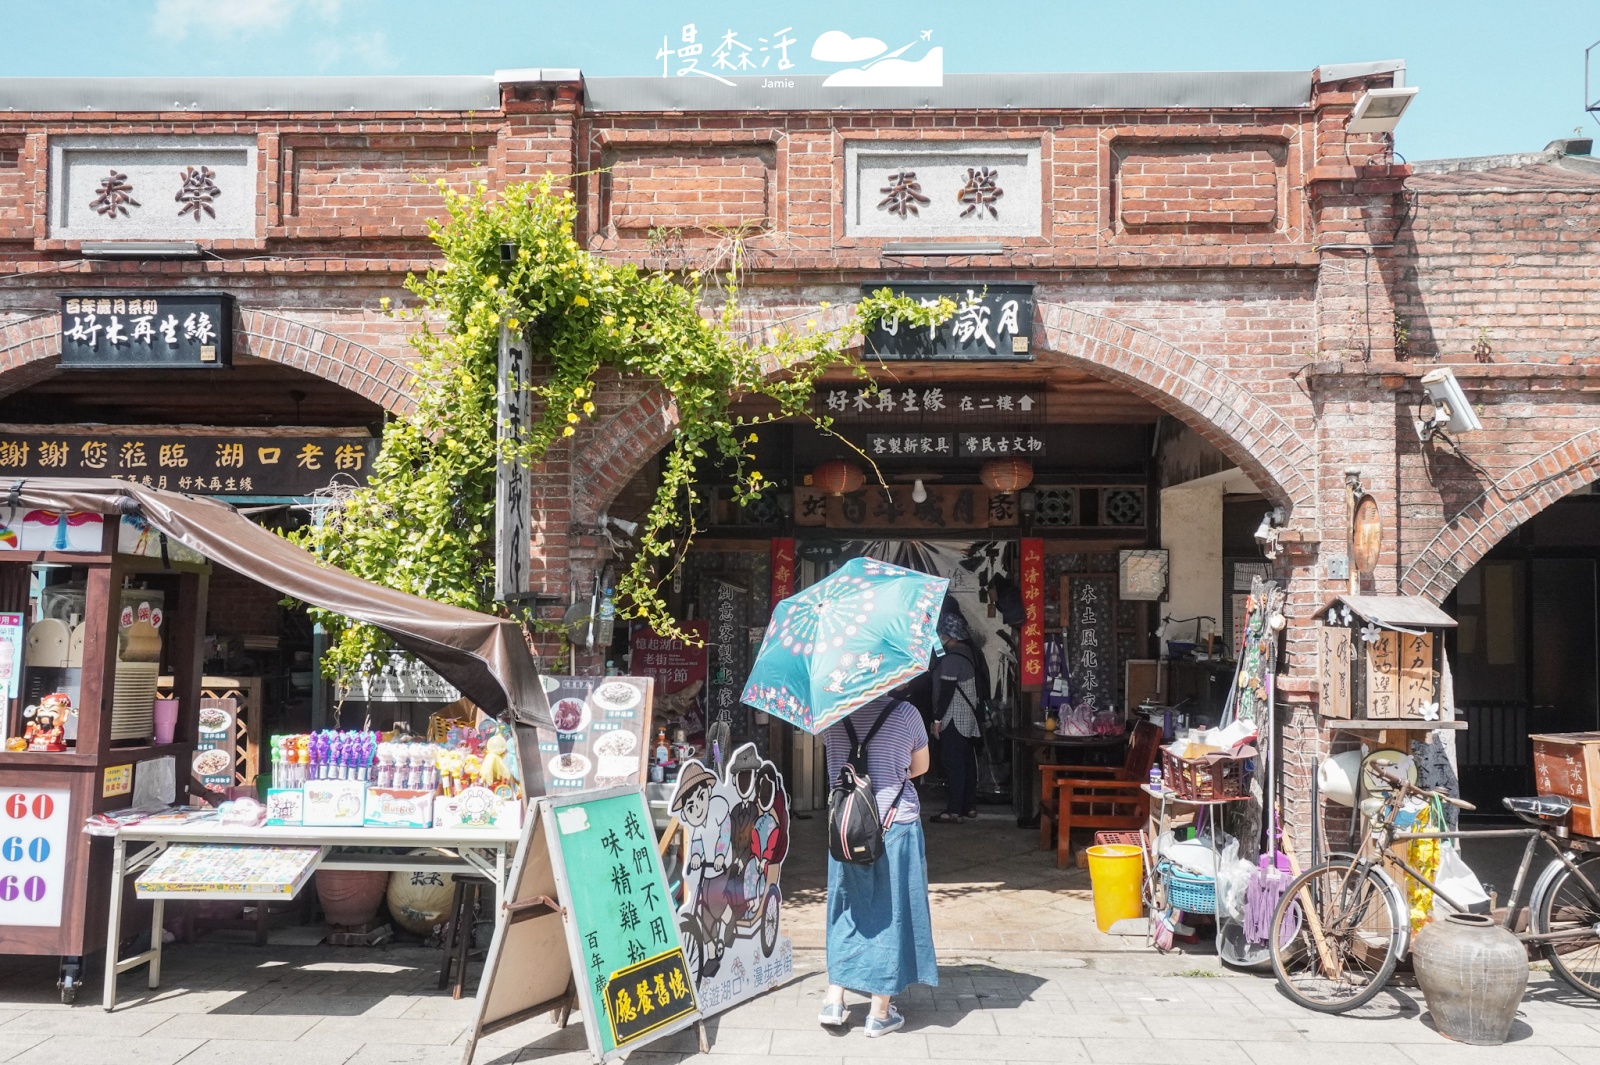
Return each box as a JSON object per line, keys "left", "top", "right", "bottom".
{"left": 1503, "top": 795, "right": 1573, "bottom": 825}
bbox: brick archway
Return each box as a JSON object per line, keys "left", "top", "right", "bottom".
{"left": 0, "top": 308, "right": 417, "bottom": 416}
{"left": 1036, "top": 302, "right": 1314, "bottom": 516}
{"left": 1402, "top": 426, "right": 1600, "bottom": 602}
{"left": 570, "top": 301, "right": 1316, "bottom": 525}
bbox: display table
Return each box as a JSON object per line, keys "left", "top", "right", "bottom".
{"left": 102, "top": 820, "right": 520, "bottom": 1010}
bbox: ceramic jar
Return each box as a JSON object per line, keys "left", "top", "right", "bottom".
{"left": 315, "top": 869, "right": 389, "bottom": 927}
{"left": 1412, "top": 912, "right": 1528, "bottom": 1044}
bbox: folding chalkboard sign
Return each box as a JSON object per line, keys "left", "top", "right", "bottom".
{"left": 461, "top": 787, "right": 701, "bottom": 1065}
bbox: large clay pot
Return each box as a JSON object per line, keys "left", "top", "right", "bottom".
{"left": 315, "top": 869, "right": 389, "bottom": 927}
{"left": 1412, "top": 912, "right": 1528, "bottom": 1044}
{"left": 386, "top": 851, "right": 456, "bottom": 936}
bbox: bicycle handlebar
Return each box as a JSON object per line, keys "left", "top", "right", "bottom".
{"left": 1369, "top": 760, "right": 1477, "bottom": 811}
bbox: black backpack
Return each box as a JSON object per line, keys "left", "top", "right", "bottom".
{"left": 828, "top": 706, "right": 910, "bottom": 866}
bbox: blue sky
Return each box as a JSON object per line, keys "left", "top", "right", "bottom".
{"left": 1, "top": 1, "right": 1595, "bottom": 161}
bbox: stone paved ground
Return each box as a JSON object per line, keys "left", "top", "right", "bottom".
{"left": 4, "top": 942, "right": 1600, "bottom": 1065}
{"left": 783, "top": 804, "right": 1141, "bottom": 952}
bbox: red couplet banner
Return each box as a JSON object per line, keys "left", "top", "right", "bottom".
{"left": 770, "top": 538, "right": 796, "bottom": 605}
{"left": 1020, "top": 538, "right": 1046, "bottom": 687}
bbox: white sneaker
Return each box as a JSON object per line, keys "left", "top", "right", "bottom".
{"left": 817, "top": 1001, "right": 847, "bottom": 1027}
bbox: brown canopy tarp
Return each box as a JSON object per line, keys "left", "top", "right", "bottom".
{"left": 3, "top": 477, "right": 552, "bottom": 732}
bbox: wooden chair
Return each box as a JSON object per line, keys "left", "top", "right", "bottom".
{"left": 1039, "top": 721, "right": 1162, "bottom": 867}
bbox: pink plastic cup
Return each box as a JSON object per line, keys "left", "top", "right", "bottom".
{"left": 153, "top": 699, "right": 179, "bottom": 745}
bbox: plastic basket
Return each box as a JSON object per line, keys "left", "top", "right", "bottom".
{"left": 1158, "top": 861, "right": 1216, "bottom": 915}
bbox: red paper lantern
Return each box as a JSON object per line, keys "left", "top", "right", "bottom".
{"left": 980, "top": 458, "right": 1034, "bottom": 494}
{"left": 812, "top": 460, "right": 865, "bottom": 497}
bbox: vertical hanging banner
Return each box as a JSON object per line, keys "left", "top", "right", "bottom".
{"left": 769, "top": 538, "right": 795, "bottom": 605}
{"left": 1019, "top": 539, "right": 1045, "bottom": 687}
{"left": 495, "top": 326, "right": 532, "bottom": 600}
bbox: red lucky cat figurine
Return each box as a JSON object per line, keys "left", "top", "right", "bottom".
{"left": 23, "top": 692, "right": 73, "bottom": 752}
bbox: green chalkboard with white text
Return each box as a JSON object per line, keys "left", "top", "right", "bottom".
{"left": 547, "top": 787, "right": 700, "bottom": 1060}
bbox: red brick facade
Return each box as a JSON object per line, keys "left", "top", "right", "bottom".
{"left": 4, "top": 68, "right": 1599, "bottom": 841}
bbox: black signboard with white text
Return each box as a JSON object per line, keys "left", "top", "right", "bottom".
{"left": 861, "top": 283, "right": 1034, "bottom": 361}
{"left": 60, "top": 292, "right": 233, "bottom": 369}
{"left": 0, "top": 431, "right": 375, "bottom": 495}
{"left": 1066, "top": 574, "right": 1116, "bottom": 714}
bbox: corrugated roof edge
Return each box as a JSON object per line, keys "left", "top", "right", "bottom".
{"left": 582, "top": 70, "right": 1313, "bottom": 112}
{"left": 1317, "top": 60, "right": 1406, "bottom": 87}
{"left": 0, "top": 76, "right": 500, "bottom": 112}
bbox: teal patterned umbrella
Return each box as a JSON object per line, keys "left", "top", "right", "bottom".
{"left": 741, "top": 556, "right": 948, "bottom": 734}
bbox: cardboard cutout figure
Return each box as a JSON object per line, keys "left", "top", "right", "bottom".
{"left": 667, "top": 742, "right": 792, "bottom": 1015}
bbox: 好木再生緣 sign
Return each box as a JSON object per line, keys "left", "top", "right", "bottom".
{"left": 60, "top": 293, "right": 233, "bottom": 369}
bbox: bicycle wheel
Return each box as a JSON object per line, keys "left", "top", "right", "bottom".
{"left": 1535, "top": 854, "right": 1600, "bottom": 999}
{"left": 1269, "top": 859, "right": 1405, "bottom": 1013}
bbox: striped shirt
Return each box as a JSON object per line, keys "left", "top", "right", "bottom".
{"left": 823, "top": 696, "right": 927, "bottom": 824}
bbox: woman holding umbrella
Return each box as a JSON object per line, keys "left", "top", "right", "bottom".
{"left": 817, "top": 688, "right": 936, "bottom": 1035}
{"left": 741, "top": 557, "right": 947, "bottom": 1037}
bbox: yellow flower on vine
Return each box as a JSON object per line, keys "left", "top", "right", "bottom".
{"left": 573, "top": 295, "right": 588, "bottom": 307}
{"left": 567, "top": 412, "right": 580, "bottom": 424}
{"left": 582, "top": 402, "right": 595, "bottom": 415}
{"left": 562, "top": 426, "right": 575, "bottom": 437}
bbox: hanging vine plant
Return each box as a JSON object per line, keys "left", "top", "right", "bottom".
{"left": 295, "top": 176, "right": 949, "bottom": 685}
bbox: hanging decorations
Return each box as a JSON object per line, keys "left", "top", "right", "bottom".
{"left": 812, "top": 460, "right": 866, "bottom": 497}
{"left": 979, "top": 457, "right": 1033, "bottom": 495}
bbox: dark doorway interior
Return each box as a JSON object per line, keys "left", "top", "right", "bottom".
{"left": 1450, "top": 494, "right": 1600, "bottom": 812}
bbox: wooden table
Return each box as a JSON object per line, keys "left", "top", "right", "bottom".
{"left": 1004, "top": 728, "right": 1128, "bottom": 825}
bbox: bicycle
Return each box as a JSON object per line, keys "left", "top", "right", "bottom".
{"left": 1268, "top": 761, "right": 1600, "bottom": 1013}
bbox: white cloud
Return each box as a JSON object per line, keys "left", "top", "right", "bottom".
{"left": 823, "top": 47, "right": 943, "bottom": 88}
{"left": 311, "top": 29, "right": 399, "bottom": 73}
{"left": 153, "top": 0, "right": 344, "bottom": 41}
{"left": 811, "top": 30, "right": 886, "bottom": 64}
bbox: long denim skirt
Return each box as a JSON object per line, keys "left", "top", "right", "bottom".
{"left": 825, "top": 819, "right": 939, "bottom": 996}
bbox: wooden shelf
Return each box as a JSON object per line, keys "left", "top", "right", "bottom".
{"left": 1328, "top": 720, "right": 1467, "bottom": 731}
{"left": 1142, "top": 784, "right": 1250, "bottom": 806}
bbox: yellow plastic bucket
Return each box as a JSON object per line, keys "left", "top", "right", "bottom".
{"left": 1086, "top": 844, "right": 1145, "bottom": 932}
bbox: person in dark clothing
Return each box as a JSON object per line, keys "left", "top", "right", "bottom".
{"left": 930, "top": 610, "right": 982, "bottom": 823}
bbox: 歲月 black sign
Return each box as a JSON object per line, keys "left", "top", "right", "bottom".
{"left": 60, "top": 292, "right": 233, "bottom": 369}
{"left": 0, "top": 430, "right": 376, "bottom": 495}
{"left": 862, "top": 283, "right": 1034, "bottom": 361}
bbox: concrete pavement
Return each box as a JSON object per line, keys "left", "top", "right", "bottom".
{"left": 3, "top": 943, "right": 1600, "bottom": 1065}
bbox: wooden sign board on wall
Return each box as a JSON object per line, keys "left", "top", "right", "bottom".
{"left": 1317, "top": 625, "right": 1353, "bottom": 720}
{"left": 809, "top": 485, "right": 1011, "bottom": 530}
{"left": 1399, "top": 632, "right": 1435, "bottom": 719}
{"left": 1365, "top": 630, "right": 1401, "bottom": 719}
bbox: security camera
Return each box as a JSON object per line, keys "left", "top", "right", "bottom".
{"left": 1253, "top": 505, "right": 1286, "bottom": 560}
{"left": 606, "top": 515, "right": 639, "bottom": 538}
{"left": 1416, "top": 368, "right": 1482, "bottom": 441}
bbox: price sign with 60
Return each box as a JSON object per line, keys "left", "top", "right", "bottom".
{"left": 0, "top": 789, "right": 70, "bottom": 928}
